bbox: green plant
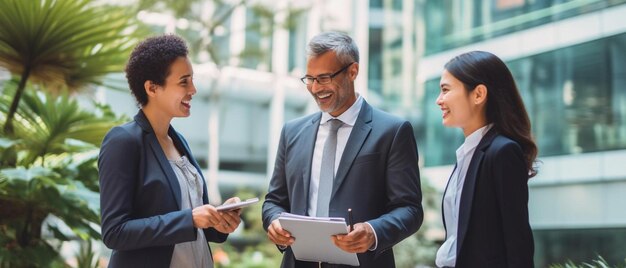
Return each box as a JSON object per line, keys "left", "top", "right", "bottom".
{"left": 0, "top": 0, "right": 138, "bottom": 133}
{"left": 75, "top": 240, "right": 100, "bottom": 268}
{"left": 0, "top": 1, "right": 138, "bottom": 263}
{"left": 0, "top": 85, "right": 122, "bottom": 267}
{"left": 549, "top": 256, "right": 626, "bottom": 268}
{"left": 393, "top": 178, "right": 441, "bottom": 268}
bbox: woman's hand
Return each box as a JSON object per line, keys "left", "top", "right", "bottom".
{"left": 213, "top": 197, "right": 242, "bottom": 233}
{"left": 192, "top": 204, "right": 223, "bottom": 229}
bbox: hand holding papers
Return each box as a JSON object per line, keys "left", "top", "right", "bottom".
{"left": 278, "top": 213, "right": 360, "bottom": 266}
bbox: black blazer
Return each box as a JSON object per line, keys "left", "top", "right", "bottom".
{"left": 98, "top": 110, "right": 227, "bottom": 267}
{"left": 443, "top": 129, "right": 534, "bottom": 268}
{"left": 263, "top": 101, "right": 423, "bottom": 268}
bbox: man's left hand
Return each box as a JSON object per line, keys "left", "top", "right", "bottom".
{"left": 331, "top": 223, "right": 375, "bottom": 253}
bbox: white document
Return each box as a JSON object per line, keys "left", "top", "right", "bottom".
{"left": 278, "top": 212, "right": 360, "bottom": 266}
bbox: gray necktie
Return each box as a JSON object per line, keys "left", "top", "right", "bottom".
{"left": 316, "top": 119, "right": 343, "bottom": 217}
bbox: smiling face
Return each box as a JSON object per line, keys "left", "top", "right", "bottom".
{"left": 305, "top": 51, "right": 358, "bottom": 117}
{"left": 436, "top": 69, "right": 488, "bottom": 136}
{"left": 148, "top": 56, "right": 196, "bottom": 119}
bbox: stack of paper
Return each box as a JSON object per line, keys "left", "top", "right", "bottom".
{"left": 278, "top": 212, "right": 360, "bottom": 266}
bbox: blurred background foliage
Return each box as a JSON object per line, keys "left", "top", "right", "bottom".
{"left": 0, "top": 0, "right": 136, "bottom": 266}
{"left": 0, "top": 84, "right": 125, "bottom": 267}
{"left": 549, "top": 256, "right": 626, "bottom": 268}
{"left": 393, "top": 181, "right": 440, "bottom": 268}
{"left": 135, "top": 0, "right": 307, "bottom": 66}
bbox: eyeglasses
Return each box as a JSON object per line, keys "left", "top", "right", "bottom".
{"left": 300, "top": 62, "right": 355, "bottom": 86}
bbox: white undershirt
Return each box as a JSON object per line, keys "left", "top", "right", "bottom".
{"left": 169, "top": 156, "right": 212, "bottom": 268}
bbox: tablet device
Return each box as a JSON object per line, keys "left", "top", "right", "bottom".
{"left": 216, "top": 197, "right": 259, "bottom": 211}
{"left": 278, "top": 213, "right": 359, "bottom": 266}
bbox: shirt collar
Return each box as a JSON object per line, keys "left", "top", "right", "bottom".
{"left": 456, "top": 124, "right": 493, "bottom": 158}
{"left": 320, "top": 94, "right": 363, "bottom": 126}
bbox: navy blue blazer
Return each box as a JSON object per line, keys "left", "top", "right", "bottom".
{"left": 98, "top": 110, "right": 227, "bottom": 267}
{"left": 262, "top": 101, "right": 423, "bottom": 268}
{"left": 443, "top": 129, "right": 534, "bottom": 268}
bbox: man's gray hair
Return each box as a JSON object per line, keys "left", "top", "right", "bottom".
{"left": 307, "top": 31, "right": 360, "bottom": 65}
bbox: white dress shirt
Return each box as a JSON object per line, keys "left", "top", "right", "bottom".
{"left": 306, "top": 94, "right": 379, "bottom": 250}
{"left": 436, "top": 124, "right": 492, "bottom": 268}
{"left": 308, "top": 95, "right": 363, "bottom": 216}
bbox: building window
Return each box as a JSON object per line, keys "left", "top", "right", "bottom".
{"left": 510, "top": 33, "right": 626, "bottom": 156}
{"left": 534, "top": 228, "right": 626, "bottom": 267}
{"left": 422, "top": 0, "right": 626, "bottom": 55}
{"left": 241, "top": 8, "right": 273, "bottom": 71}
{"left": 420, "top": 33, "right": 626, "bottom": 166}
{"left": 288, "top": 11, "right": 307, "bottom": 74}
{"left": 368, "top": 28, "right": 383, "bottom": 95}
{"left": 419, "top": 79, "right": 464, "bottom": 167}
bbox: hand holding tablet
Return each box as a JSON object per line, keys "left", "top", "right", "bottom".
{"left": 216, "top": 197, "right": 260, "bottom": 211}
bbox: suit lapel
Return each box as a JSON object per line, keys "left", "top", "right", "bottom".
{"left": 456, "top": 128, "right": 497, "bottom": 256}
{"left": 331, "top": 102, "right": 372, "bottom": 199}
{"left": 297, "top": 114, "right": 321, "bottom": 215}
{"left": 135, "top": 110, "right": 183, "bottom": 210}
{"left": 441, "top": 163, "right": 457, "bottom": 236}
{"left": 170, "top": 128, "right": 209, "bottom": 204}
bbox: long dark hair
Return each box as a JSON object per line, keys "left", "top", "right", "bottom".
{"left": 445, "top": 51, "right": 538, "bottom": 177}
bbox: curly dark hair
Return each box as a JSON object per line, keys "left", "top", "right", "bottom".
{"left": 125, "top": 34, "right": 188, "bottom": 106}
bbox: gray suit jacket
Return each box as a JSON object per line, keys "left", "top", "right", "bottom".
{"left": 262, "top": 101, "right": 423, "bottom": 267}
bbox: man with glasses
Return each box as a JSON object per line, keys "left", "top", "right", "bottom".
{"left": 262, "top": 31, "right": 423, "bottom": 267}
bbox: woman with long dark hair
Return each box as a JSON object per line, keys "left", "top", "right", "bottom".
{"left": 434, "top": 51, "right": 536, "bottom": 268}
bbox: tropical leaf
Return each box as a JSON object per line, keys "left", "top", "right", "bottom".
{"left": 0, "top": 0, "right": 140, "bottom": 91}
{"left": 75, "top": 240, "right": 100, "bottom": 268}
{"left": 0, "top": 166, "right": 57, "bottom": 184}
{"left": 0, "top": 1, "right": 134, "bottom": 266}
{"left": 0, "top": 164, "right": 101, "bottom": 235}
{"left": 47, "top": 225, "right": 71, "bottom": 242}
{"left": 0, "top": 238, "right": 65, "bottom": 267}
{"left": 0, "top": 86, "right": 120, "bottom": 166}
{"left": 0, "top": 172, "right": 6, "bottom": 195}
{"left": 0, "top": 85, "right": 117, "bottom": 266}
{"left": 0, "top": 137, "right": 15, "bottom": 149}
{"left": 0, "top": 136, "right": 18, "bottom": 167}
{"left": 0, "top": 0, "right": 144, "bottom": 133}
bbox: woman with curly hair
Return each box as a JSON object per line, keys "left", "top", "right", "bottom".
{"left": 98, "top": 35, "right": 241, "bottom": 267}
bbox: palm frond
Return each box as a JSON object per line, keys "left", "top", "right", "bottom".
{"left": 0, "top": 0, "right": 141, "bottom": 91}
{"left": 0, "top": 86, "right": 120, "bottom": 166}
